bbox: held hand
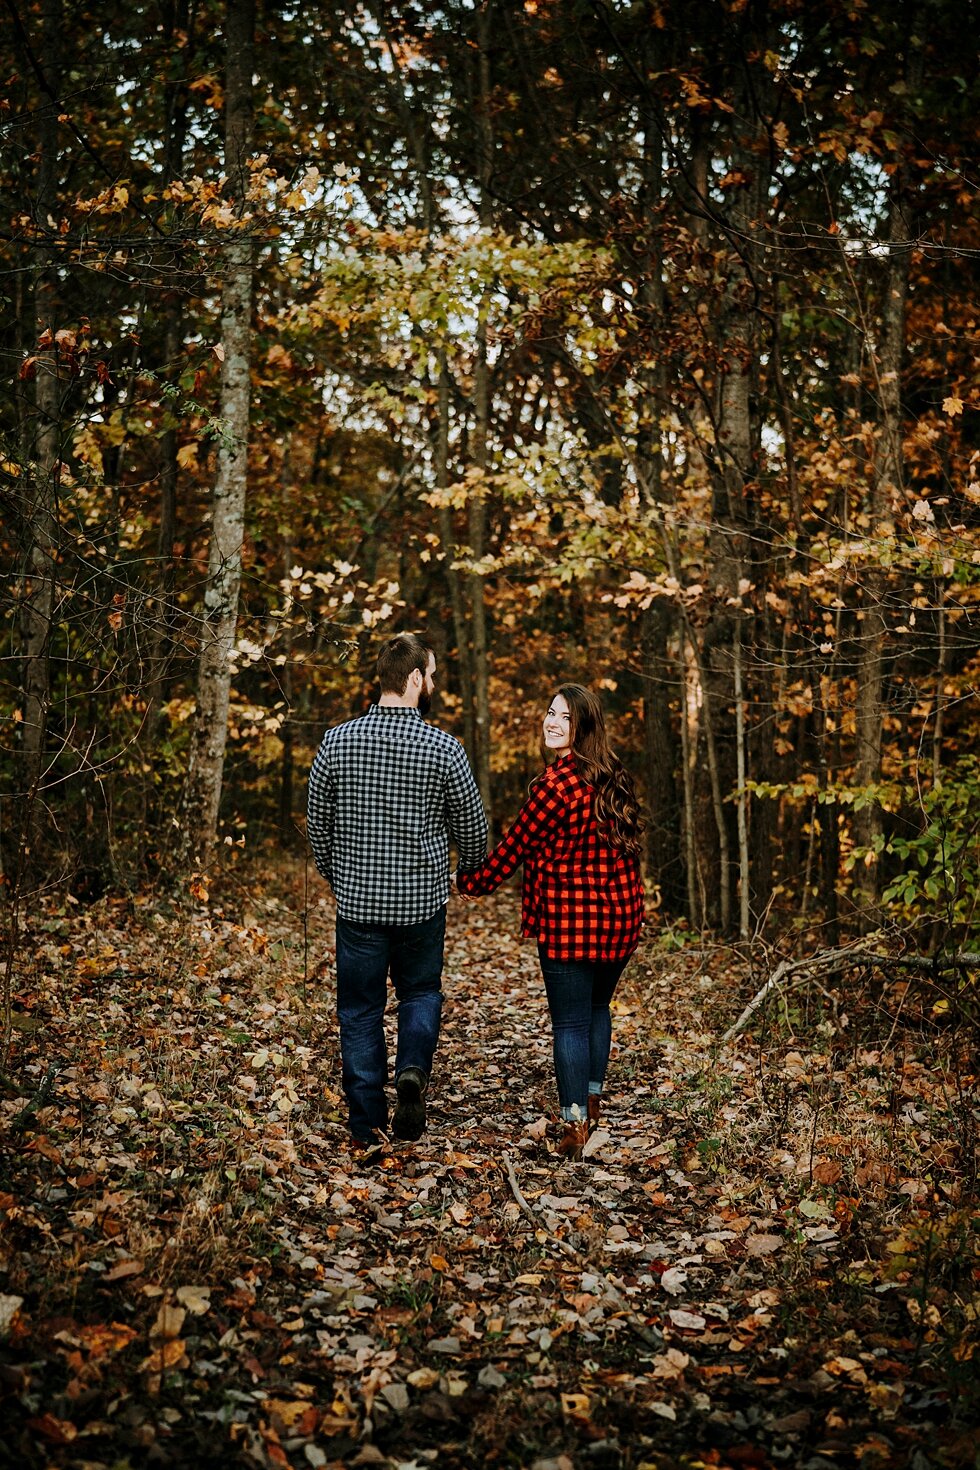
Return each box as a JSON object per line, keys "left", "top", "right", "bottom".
{"left": 450, "top": 869, "right": 477, "bottom": 903}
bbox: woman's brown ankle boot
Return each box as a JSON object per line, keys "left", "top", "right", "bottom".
{"left": 556, "top": 1119, "right": 588, "bottom": 1160}
{"left": 587, "top": 1095, "right": 601, "bottom": 1130}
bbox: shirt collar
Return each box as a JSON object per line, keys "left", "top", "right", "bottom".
{"left": 367, "top": 703, "right": 422, "bottom": 719}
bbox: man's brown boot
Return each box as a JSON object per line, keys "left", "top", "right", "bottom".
{"left": 587, "top": 1095, "right": 601, "bottom": 1130}
{"left": 556, "top": 1120, "right": 588, "bottom": 1160}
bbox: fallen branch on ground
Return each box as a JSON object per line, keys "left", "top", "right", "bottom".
{"left": 722, "top": 946, "right": 980, "bottom": 1042}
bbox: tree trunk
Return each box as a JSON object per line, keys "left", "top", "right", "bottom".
{"left": 852, "top": 186, "right": 909, "bottom": 918}
{"left": 466, "top": 0, "right": 494, "bottom": 830}
{"left": 435, "top": 358, "right": 477, "bottom": 764}
{"left": 146, "top": 0, "right": 191, "bottom": 721}
{"left": 635, "top": 46, "right": 683, "bottom": 912}
{"left": 179, "top": 0, "right": 254, "bottom": 868}
{"left": 693, "top": 45, "right": 770, "bottom": 932}
{"left": 641, "top": 602, "right": 683, "bottom": 912}
{"left": 734, "top": 617, "right": 750, "bottom": 941}
{"left": 18, "top": 0, "right": 62, "bottom": 849}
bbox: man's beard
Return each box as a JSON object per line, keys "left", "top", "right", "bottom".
{"left": 417, "top": 690, "right": 431, "bottom": 716}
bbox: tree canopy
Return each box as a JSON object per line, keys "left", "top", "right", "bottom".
{"left": 2, "top": 0, "right": 979, "bottom": 945}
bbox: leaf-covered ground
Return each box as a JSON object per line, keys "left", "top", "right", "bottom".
{"left": 1, "top": 862, "right": 977, "bottom": 1470}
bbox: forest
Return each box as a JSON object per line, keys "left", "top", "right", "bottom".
{"left": 1, "top": 1, "right": 978, "bottom": 1467}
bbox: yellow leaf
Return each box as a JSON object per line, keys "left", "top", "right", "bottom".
{"left": 150, "top": 1303, "right": 186, "bottom": 1340}
{"left": 943, "top": 395, "right": 964, "bottom": 416}
{"left": 430, "top": 1254, "right": 450, "bottom": 1272}
{"left": 139, "top": 1337, "right": 187, "bottom": 1372}
{"left": 176, "top": 443, "right": 198, "bottom": 470}
{"left": 407, "top": 1368, "right": 440, "bottom": 1389}
{"left": 561, "top": 1392, "right": 591, "bottom": 1419}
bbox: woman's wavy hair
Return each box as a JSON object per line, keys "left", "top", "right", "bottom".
{"left": 552, "top": 683, "right": 645, "bottom": 857}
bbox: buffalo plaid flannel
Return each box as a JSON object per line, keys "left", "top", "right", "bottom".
{"left": 455, "top": 754, "right": 644, "bottom": 961}
{"left": 307, "top": 705, "right": 487, "bottom": 924}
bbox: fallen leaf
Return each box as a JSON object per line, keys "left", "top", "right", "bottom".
{"left": 176, "top": 1285, "right": 211, "bottom": 1315}
{"left": 661, "top": 1267, "right": 688, "bottom": 1295}
{"left": 150, "top": 1303, "right": 186, "bottom": 1340}
{"left": 263, "top": 1398, "right": 319, "bottom": 1434}
{"left": 561, "top": 1392, "right": 591, "bottom": 1419}
{"left": 27, "top": 1413, "right": 77, "bottom": 1444}
{"left": 0, "top": 1295, "right": 24, "bottom": 1334}
{"left": 139, "top": 1337, "right": 188, "bottom": 1372}
{"left": 668, "top": 1308, "right": 706, "bottom": 1330}
{"left": 407, "top": 1367, "right": 440, "bottom": 1389}
{"left": 583, "top": 1128, "right": 611, "bottom": 1157}
{"left": 746, "top": 1234, "right": 783, "bottom": 1257}
{"left": 102, "top": 1259, "right": 144, "bottom": 1282}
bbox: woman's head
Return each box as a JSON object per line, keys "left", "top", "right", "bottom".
{"left": 543, "top": 683, "right": 643, "bottom": 856}
{"left": 544, "top": 683, "right": 609, "bottom": 763}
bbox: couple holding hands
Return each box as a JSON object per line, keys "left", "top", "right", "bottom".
{"left": 307, "top": 632, "right": 644, "bottom": 1162}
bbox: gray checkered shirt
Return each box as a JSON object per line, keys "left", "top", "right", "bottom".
{"left": 307, "top": 704, "right": 488, "bottom": 924}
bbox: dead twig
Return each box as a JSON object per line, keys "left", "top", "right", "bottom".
{"left": 722, "top": 946, "right": 980, "bottom": 1042}
{"left": 9, "top": 1063, "right": 60, "bottom": 1133}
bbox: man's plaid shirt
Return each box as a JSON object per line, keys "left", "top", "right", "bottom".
{"left": 307, "top": 704, "right": 487, "bottom": 925}
{"left": 455, "top": 754, "right": 644, "bottom": 961}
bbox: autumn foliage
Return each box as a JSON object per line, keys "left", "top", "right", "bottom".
{"left": 1, "top": 1, "right": 979, "bottom": 1464}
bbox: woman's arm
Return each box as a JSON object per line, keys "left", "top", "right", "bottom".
{"left": 456, "top": 772, "right": 565, "bottom": 896}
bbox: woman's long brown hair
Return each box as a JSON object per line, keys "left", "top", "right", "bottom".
{"left": 553, "top": 684, "right": 644, "bottom": 857}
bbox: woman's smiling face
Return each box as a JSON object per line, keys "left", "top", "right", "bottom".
{"left": 543, "top": 693, "right": 572, "bottom": 756}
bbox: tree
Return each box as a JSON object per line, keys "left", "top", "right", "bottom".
{"left": 179, "top": 0, "right": 256, "bottom": 867}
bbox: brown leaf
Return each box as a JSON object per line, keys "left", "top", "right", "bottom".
{"left": 138, "top": 1338, "right": 188, "bottom": 1373}
{"left": 102, "top": 1259, "right": 144, "bottom": 1282}
{"left": 27, "top": 1413, "right": 77, "bottom": 1444}
{"left": 262, "top": 1399, "right": 319, "bottom": 1435}
{"left": 150, "top": 1303, "right": 186, "bottom": 1341}
{"left": 745, "top": 1234, "right": 783, "bottom": 1257}
{"left": 813, "top": 1159, "right": 843, "bottom": 1185}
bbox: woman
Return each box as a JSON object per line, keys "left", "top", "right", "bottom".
{"left": 455, "top": 684, "right": 644, "bottom": 1159}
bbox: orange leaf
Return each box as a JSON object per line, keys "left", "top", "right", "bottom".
{"left": 27, "top": 1413, "right": 77, "bottom": 1444}
{"left": 139, "top": 1338, "right": 187, "bottom": 1373}
{"left": 77, "top": 1323, "right": 138, "bottom": 1357}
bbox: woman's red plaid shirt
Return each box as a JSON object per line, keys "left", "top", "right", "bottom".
{"left": 455, "top": 754, "right": 644, "bottom": 961}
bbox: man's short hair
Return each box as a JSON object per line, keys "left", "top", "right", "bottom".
{"left": 376, "top": 632, "right": 433, "bottom": 695}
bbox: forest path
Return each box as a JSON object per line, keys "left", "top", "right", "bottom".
{"left": 0, "top": 861, "right": 974, "bottom": 1469}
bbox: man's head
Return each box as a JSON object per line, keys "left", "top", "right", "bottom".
{"left": 376, "top": 632, "right": 436, "bottom": 714}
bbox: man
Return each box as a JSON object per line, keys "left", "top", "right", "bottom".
{"left": 307, "top": 632, "right": 487, "bottom": 1152}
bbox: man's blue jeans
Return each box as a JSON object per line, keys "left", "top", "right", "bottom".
{"left": 335, "top": 906, "right": 446, "bottom": 1142}
{"left": 537, "top": 947, "right": 628, "bottom": 1118}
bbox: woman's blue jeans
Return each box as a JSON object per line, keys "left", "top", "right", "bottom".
{"left": 335, "top": 907, "right": 446, "bottom": 1142}
{"left": 537, "top": 946, "right": 628, "bottom": 1118}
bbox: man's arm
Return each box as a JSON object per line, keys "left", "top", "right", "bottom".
{"left": 306, "top": 739, "right": 337, "bottom": 884}
{"left": 446, "top": 746, "right": 488, "bottom": 872}
{"left": 455, "top": 773, "right": 563, "bottom": 896}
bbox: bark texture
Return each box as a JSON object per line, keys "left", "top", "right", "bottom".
{"left": 180, "top": 0, "right": 255, "bottom": 866}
